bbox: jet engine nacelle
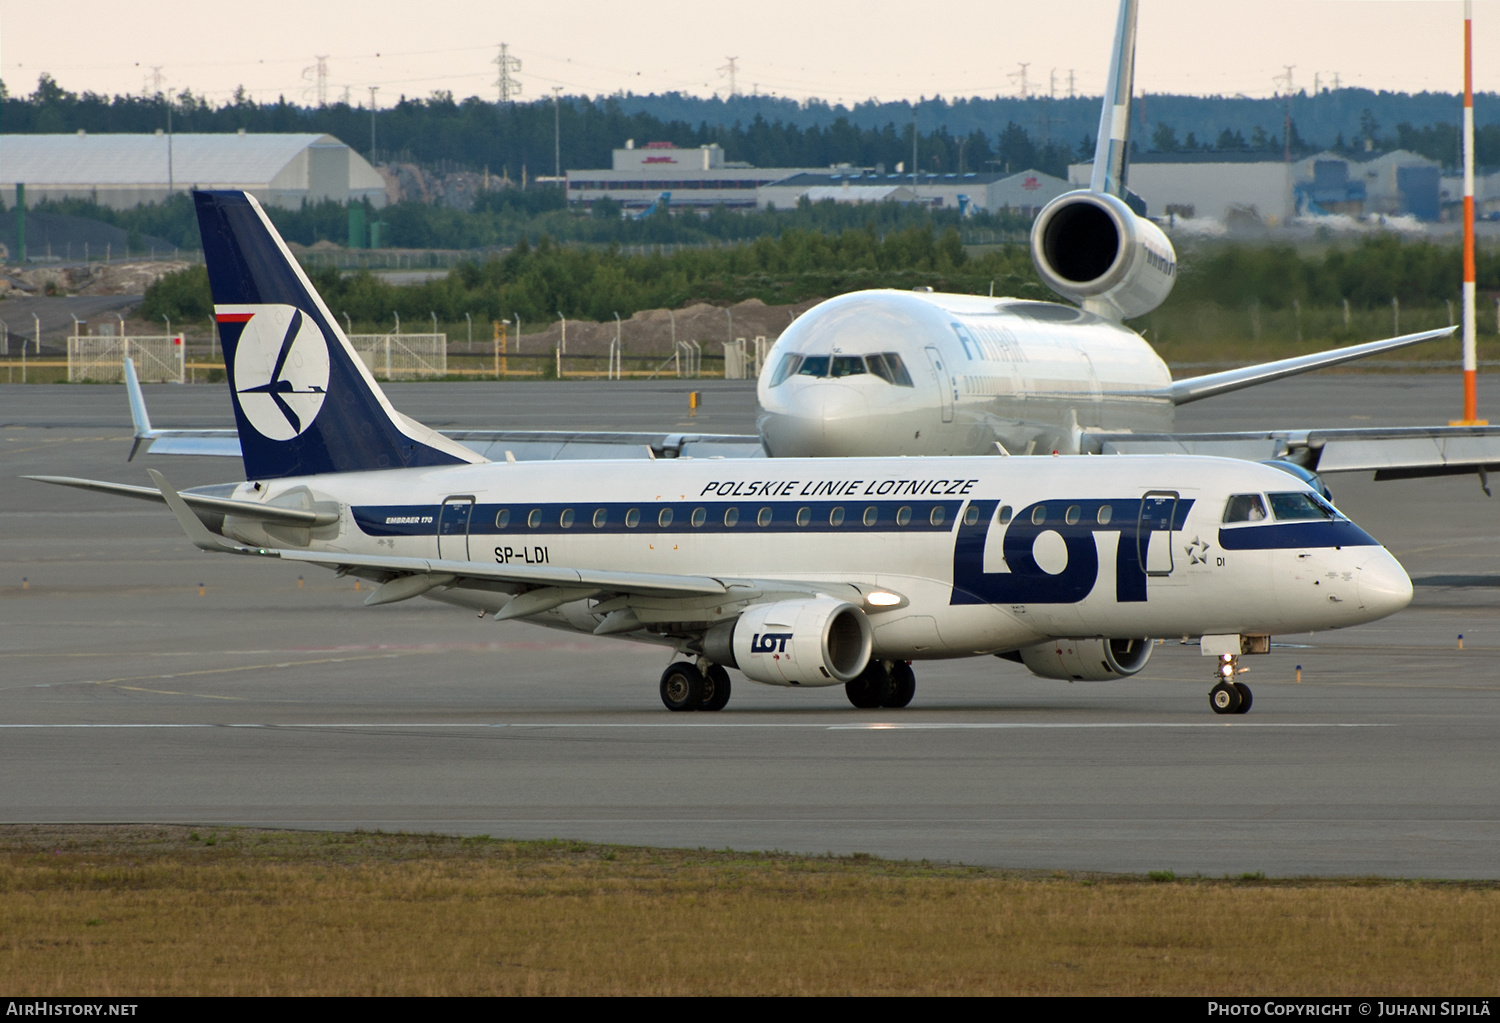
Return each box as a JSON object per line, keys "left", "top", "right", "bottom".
{"left": 1018, "top": 636, "right": 1154, "bottom": 681}
{"left": 1030, "top": 190, "right": 1176, "bottom": 321}
{"left": 704, "top": 597, "right": 873, "bottom": 687}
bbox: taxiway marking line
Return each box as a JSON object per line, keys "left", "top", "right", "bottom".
{"left": 0, "top": 722, "right": 1392, "bottom": 730}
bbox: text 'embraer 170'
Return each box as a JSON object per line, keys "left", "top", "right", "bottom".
{"left": 28, "top": 190, "right": 1414, "bottom": 715}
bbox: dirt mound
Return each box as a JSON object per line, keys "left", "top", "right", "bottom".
{"left": 520, "top": 297, "right": 823, "bottom": 357}
{"left": 0, "top": 261, "right": 192, "bottom": 298}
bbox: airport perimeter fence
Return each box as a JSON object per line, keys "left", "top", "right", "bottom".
{"left": 347, "top": 333, "right": 448, "bottom": 379}
{"left": 67, "top": 333, "right": 184, "bottom": 383}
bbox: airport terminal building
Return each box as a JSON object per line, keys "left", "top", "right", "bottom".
{"left": 0, "top": 132, "right": 389, "bottom": 210}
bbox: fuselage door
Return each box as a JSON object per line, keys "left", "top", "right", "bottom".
{"left": 1137, "top": 490, "right": 1179, "bottom": 577}
{"left": 924, "top": 346, "right": 955, "bottom": 423}
{"left": 438, "top": 496, "right": 474, "bottom": 562}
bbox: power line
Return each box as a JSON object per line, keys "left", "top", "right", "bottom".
{"left": 1009, "top": 62, "right": 1030, "bottom": 99}
{"left": 302, "top": 55, "right": 330, "bottom": 107}
{"left": 718, "top": 57, "right": 739, "bottom": 97}
{"left": 494, "top": 43, "right": 522, "bottom": 104}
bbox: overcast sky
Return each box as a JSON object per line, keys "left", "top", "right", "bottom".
{"left": 1, "top": 1, "right": 1493, "bottom": 109}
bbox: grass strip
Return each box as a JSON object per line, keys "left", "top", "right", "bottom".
{"left": 0, "top": 825, "right": 1494, "bottom": 996}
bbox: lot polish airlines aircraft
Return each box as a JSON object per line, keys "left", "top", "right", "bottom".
{"left": 121, "top": 0, "right": 1499, "bottom": 490}
{"left": 30, "top": 190, "right": 1414, "bottom": 715}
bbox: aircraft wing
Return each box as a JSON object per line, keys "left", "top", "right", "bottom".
{"left": 143, "top": 470, "right": 881, "bottom": 618}
{"left": 1088, "top": 424, "right": 1500, "bottom": 483}
{"left": 123, "top": 358, "right": 763, "bottom": 461}
{"left": 1167, "top": 328, "right": 1456, "bottom": 405}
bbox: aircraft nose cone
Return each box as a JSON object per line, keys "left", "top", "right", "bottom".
{"left": 759, "top": 383, "right": 869, "bottom": 457}
{"left": 1357, "top": 550, "right": 1413, "bottom": 619}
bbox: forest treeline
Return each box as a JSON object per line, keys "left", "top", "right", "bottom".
{"left": 141, "top": 228, "right": 1484, "bottom": 329}
{"left": 4, "top": 73, "right": 1498, "bottom": 184}
{"left": 141, "top": 225, "right": 1042, "bottom": 324}
{"left": 34, "top": 191, "right": 1031, "bottom": 253}
{"left": 4, "top": 74, "right": 1079, "bottom": 181}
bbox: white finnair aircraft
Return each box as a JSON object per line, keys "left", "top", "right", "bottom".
{"left": 755, "top": 0, "right": 1500, "bottom": 485}
{"left": 120, "top": 0, "right": 1500, "bottom": 489}
{"left": 31, "top": 190, "right": 1414, "bottom": 715}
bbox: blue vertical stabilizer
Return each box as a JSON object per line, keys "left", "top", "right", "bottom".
{"left": 193, "top": 190, "right": 480, "bottom": 480}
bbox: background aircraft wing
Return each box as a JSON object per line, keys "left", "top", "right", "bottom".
{"left": 124, "top": 359, "right": 762, "bottom": 461}
{"left": 1089, "top": 424, "right": 1500, "bottom": 483}
{"left": 1166, "top": 328, "right": 1456, "bottom": 405}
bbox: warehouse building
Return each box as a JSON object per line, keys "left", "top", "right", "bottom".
{"left": 566, "top": 141, "right": 824, "bottom": 210}
{"left": 1070, "top": 152, "right": 1297, "bottom": 224}
{"left": 1069, "top": 149, "right": 1444, "bottom": 225}
{"left": 0, "top": 132, "right": 388, "bottom": 210}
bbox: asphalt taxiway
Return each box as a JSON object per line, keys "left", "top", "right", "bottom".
{"left": 2, "top": 376, "right": 1497, "bottom": 877}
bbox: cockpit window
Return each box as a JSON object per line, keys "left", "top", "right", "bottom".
{"left": 1268, "top": 491, "right": 1339, "bottom": 521}
{"left": 867, "top": 352, "right": 915, "bottom": 387}
{"left": 768, "top": 353, "right": 803, "bottom": 387}
{"left": 830, "top": 355, "right": 866, "bottom": 377}
{"left": 773, "top": 350, "right": 914, "bottom": 387}
{"left": 797, "top": 355, "right": 831, "bottom": 378}
{"left": 1222, "top": 494, "right": 1268, "bottom": 524}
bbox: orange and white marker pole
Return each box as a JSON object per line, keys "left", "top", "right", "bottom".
{"left": 1457, "top": 0, "right": 1488, "bottom": 425}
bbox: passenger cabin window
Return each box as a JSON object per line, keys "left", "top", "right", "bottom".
{"left": 1222, "top": 494, "right": 1268, "bottom": 524}
{"left": 1268, "top": 492, "right": 1338, "bottom": 521}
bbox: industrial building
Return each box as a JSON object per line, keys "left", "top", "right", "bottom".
{"left": 1069, "top": 148, "right": 1444, "bottom": 225}
{"left": 565, "top": 141, "right": 823, "bottom": 210}
{"left": 0, "top": 132, "right": 388, "bottom": 210}
{"left": 1071, "top": 152, "right": 1296, "bottom": 225}
{"left": 757, "top": 168, "right": 1070, "bottom": 214}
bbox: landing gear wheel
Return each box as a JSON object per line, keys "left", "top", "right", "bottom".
{"left": 882, "top": 661, "right": 916, "bottom": 708}
{"left": 1209, "top": 681, "right": 1242, "bottom": 715}
{"left": 660, "top": 661, "right": 705, "bottom": 712}
{"left": 700, "top": 664, "right": 732, "bottom": 712}
{"left": 1233, "top": 682, "right": 1253, "bottom": 715}
{"left": 845, "top": 661, "right": 893, "bottom": 709}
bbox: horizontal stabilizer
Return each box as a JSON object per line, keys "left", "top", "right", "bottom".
{"left": 23, "top": 474, "right": 338, "bottom": 527}
{"left": 1168, "top": 327, "right": 1455, "bottom": 405}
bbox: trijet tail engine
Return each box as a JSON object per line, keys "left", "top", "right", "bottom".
{"left": 1030, "top": 190, "right": 1177, "bottom": 321}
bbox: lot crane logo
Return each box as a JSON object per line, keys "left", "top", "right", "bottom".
{"left": 232, "top": 305, "right": 330, "bottom": 441}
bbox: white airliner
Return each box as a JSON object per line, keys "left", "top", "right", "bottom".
{"left": 31, "top": 189, "right": 1414, "bottom": 715}
{"left": 755, "top": 0, "right": 1500, "bottom": 485}
{"left": 121, "top": 0, "right": 1500, "bottom": 489}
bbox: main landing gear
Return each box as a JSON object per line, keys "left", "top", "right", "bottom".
{"left": 660, "top": 660, "right": 732, "bottom": 712}
{"left": 845, "top": 660, "right": 916, "bottom": 710}
{"left": 1208, "top": 654, "right": 1253, "bottom": 715}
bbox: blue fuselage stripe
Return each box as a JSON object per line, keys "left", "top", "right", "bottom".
{"left": 354, "top": 500, "right": 967, "bottom": 537}
{"left": 1217, "top": 520, "right": 1379, "bottom": 550}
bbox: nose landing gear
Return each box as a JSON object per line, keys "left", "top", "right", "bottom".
{"left": 1208, "top": 654, "right": 1253, "bottom": 715}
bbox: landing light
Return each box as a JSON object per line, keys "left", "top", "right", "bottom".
{"left": 866, "top": 591, "right": 902, "bottom": 607}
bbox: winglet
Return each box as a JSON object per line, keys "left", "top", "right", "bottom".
{"left": 125, "top": 357, "right": 154, "bottom": 461}
{"left": 1089, "top": 0, "right": 1139, "bottom": 199}
{"left": 147, "top": 468, "right": 262, "bottom": 555}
